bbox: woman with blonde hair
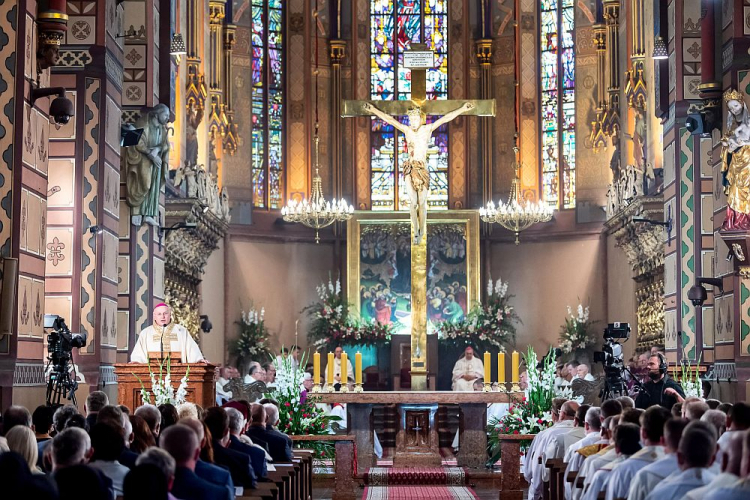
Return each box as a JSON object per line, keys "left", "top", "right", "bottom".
{"left": 6, "top": 425, "right": 41, "bottom": 473}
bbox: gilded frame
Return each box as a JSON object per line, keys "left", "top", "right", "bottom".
{"left": 346, "top": 210, "right": 480, "bottom": 332}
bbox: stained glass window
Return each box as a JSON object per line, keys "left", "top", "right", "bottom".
{"left": 251, "top": 0, "right": 284, "bottom": 209}
{"left": 370, "top": 0, "right": 449, "bottom": 211}
{"left": 541, "top": 0, "right": 575, "bottom": 209}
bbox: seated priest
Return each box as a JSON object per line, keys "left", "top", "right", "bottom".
{"left": 452, "top": 346, "right": 484, "bottom": 391}
{"left": 130, "top": 303, "right": 207, "bottom": 363}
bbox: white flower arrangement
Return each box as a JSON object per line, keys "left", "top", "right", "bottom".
{"left": 135, "top": 356, "right": 190, "bottom": 406}
{"left": 231, "top": 305, "right": 272, "bottom": 363}
{"left": 559, "top": 303, "right": 596, "bottom": 354}
{"left": 677, "top": 355, "right": 702, "bottom": 398}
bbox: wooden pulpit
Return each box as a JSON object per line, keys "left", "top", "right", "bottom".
{"left": 114, "top": 360, "right": 216, "bottom": 410}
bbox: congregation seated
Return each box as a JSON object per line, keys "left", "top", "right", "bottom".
{"left": 246, "top": 402, "right": 293, "bottom": 462}
{"left": 204, "top": 406, "right": 257, "bottom": 488}
{"left": 134, "top": 403, "right": 162, "bottom": 442}
{"left": 177, "top": 417, "right": 236, "bottom": 499}
{"left": 160, "top": 423, "right": 232, "bottom": 500}
{"left": 96, "top": 405, "right": 139, "bottom": 468}
{"left": 88, "top": 422, "right": 129, "bottom": 495}
{"left": 225, "top": 406, "right": 268, "bottom": 479}
{"left": 84, "top": 391, "right": 109, "bottom": 430}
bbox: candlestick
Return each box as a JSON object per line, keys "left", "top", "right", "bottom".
{"left": 511, "top": 350, "right": 520, "bottom": 383}
{"left": 340, "top": 352, "right": 348, "bottom": 392}
{"left": 483, "top": 352, "right": 491, "bottom": 383}
{"left": 312, "top": 351, "right": 321, "bottom": 392}
{"left": 355, "top": 351, "right": 362, "bottom": 385}
{"left": 327, "top": 352, "right": 334, "bottom": 391}
{"left": 498, "top": 352, "right": 506, "bottom": 384}
{"left": 354, "top": 351, "right": 363, "bottom": 392}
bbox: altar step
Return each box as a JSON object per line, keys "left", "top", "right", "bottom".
{"left": 362, "top": 467, "right": 478, "bottom": 500}
{"left": 364, "top": 467, "right": 467, "bottom": 486}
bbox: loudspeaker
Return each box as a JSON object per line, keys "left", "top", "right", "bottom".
{"left": 0, "top": 258, "right": 18, "bottom": 336}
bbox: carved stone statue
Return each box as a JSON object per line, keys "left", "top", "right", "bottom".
{"left": 196, "top": 167, "right": 208, "bottom": 204}
{"left": 362, "top": 101, "right": 474, "bottom": 244}
{"left": 721, "top": 89, "right": 750, "bottom": 231}
{"left": 122, "top": 104, "right": 171, "bottom": 226}
{"left": 219, "top": 186, "right": 231, "bottom": 221}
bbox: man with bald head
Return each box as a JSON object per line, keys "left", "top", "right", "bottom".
{"left": 530, "top": 401, "right": 580, "bottom": 499}
{"left": 179, "top": 418, "right": 235, "bottom": 499}
{"left": 685, "top": 429, "right": 745, "bottom": 500}
{"left": 451, "top": 346, "right": 484, "bottom": 391}
{"left": 160, "top": 424, "right": 230, "bottom": 500}
{"left": 703, "top": 430, "right": 750, "bottom": 500}
{"left": 130, "top": 303, "right": 207, "bottom": 363}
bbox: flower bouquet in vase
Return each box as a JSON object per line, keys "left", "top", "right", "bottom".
{"left": 269, "top": 349, "right": 341, "bottom": 463}
{"left": 230, "top": 306, "right": 272, "bottom": 371}
{"left": 559, "top": 303, "right": 596, "bottom": 357}
{"left": 134, "top": 355, "right": 190, "bottom": 406}
{"left": 676, "top": 354, "right": 702, "bottom": 398}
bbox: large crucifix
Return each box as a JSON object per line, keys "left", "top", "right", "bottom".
{"left": 343, "top": 45, "right": 495, "bottom": 390}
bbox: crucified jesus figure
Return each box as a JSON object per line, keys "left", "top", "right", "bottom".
{"left": 363, "top": 101, "right": 475, "bottom": 244}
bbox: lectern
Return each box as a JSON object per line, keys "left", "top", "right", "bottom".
{"left": 114, "top": 359, "right": 216, "bottom": 410}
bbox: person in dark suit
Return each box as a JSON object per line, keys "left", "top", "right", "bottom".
{"left": 96, "top": 405, "right": 138, "bottom": 468}
{"left": 203, "top": 407, "right": 257, "bottom": 489}
{"left": 179, "top": 417, "right": 236, "bottom": 500}
{"left": 160, "top": 423, "right": 231, "bottom": 500}
{"left": 246, "top": 403, "right": 293, "bottom": 463}
{"left": 84, "top": 391, "right": 109, "bottom": 431}
{"left": 225, "top": 407, "right": 268, "bottom": 479}
{"left": 263, "top": 403, "right": 294, "bottom": 449}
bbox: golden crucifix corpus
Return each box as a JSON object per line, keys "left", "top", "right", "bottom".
{"left": 342, "top": 45, "right": 495, "bottom": 390}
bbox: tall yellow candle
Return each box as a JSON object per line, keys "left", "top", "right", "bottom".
{"left": 313, "top": 352, "right": 321, "bottom": 385}
{"left": 511, "top": 351, "right": 520, "bottom": 383}
{"left": 340, "top": 352, "right": 348, "bottom": 383}
{"left": 498, "top": 352, "right": 506, "bottom": 383}
{"left": 483, "top": 352, "right": 491, "bottom": 383}
{"left": 327, "top": 352, "right": 335, "bottom": 385}
{"left": 355, "top": 352, "right": 363, "bottom": 385}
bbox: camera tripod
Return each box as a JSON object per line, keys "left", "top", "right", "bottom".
{"left": 45, "top": 361, "right": 79, "bottom": 407}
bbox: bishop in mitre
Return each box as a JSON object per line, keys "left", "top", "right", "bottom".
{"left": 452, "top": 346, "right": 484, "bottom": 391}
{"left": 130, "top": 303, "right": 207, "bottom": 363}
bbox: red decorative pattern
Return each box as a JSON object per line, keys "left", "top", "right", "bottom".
{"left": 365, "top": 467, "right": 466, "bottom": 486}
{"left": 362, "top": 486, "right": 478, "bottom": 500}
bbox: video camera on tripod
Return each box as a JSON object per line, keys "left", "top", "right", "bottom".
{"left": 593, "top": 323, "right": 631, "bottom": 399}
{"left": 45, "top": 314, "right": 87, "bottom": 406}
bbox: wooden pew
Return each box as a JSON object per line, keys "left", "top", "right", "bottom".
{"left": 545, "top": 458, "right": 564, "bottom": 500}
{"left": 242, "top": 481, "right": 279, "bottom": 500}
{"left": 293, "top": 449, "right": 314, "bottom": 500}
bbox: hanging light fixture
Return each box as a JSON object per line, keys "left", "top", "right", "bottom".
{"left": 652, "top": 36, "right": 668, "bottom": 60}
{"left": 281, "top": 0, "right": 353, "bottom": 242}
{"left": 480, "top": 145, "right": 554, "bottom": 244}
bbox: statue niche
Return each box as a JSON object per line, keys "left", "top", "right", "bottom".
{"left": 121, "top": 104, "right": 172, "bottom": 227}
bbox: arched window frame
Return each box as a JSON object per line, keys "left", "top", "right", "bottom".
{"left": 251, "top": 0, "right": 285, "bottom": 209}
{"left": 540, "top": 0, "right": 576, "bottom": 209}
{"left": 369, "top": 0, "right": 449, "bottom": 211}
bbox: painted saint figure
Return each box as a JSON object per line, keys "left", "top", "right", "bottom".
{"left": 721, "top": 89, "right": 750, "bottom": 231}
{"left": 362, "top": 102, "right": 475, "bottom": 244}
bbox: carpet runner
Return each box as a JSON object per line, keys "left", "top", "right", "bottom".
{"left": 362, "top": 467, "right": 478, "bottom": 500}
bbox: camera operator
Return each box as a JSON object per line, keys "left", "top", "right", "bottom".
{"left": 634, "top": 353, "right": 685, "bottom": 410}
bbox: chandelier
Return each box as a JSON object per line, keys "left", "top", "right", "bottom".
{"left": 480, "top": 146, "right": 553, "bottom": 244}
{"left": 281, "top": 2, "right": 352, "bottom": 242}
{"left": 281, "top": 131, "right": 353, "bottom": 243}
